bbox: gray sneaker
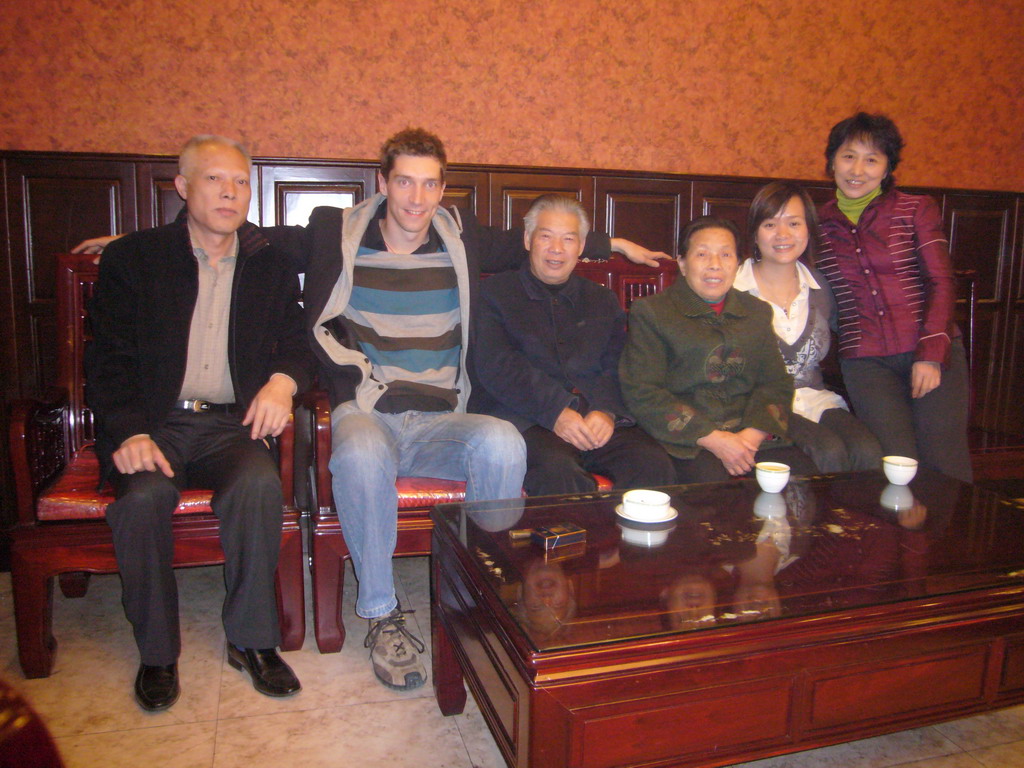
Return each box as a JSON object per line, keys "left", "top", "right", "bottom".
{"left": 364, "top": 603, "right": 427, "bottom": 691}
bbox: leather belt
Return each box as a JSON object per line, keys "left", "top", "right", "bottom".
{"left": 174, "top": 399, "right": 239, "bottom": 414}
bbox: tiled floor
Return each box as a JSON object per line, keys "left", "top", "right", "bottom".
{"left": 3, "top": 558, "right": 1024, "bottom": 768}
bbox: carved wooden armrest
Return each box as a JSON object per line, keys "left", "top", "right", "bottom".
{"left": 8, "top": 388, "right": 71, "bottom": 524}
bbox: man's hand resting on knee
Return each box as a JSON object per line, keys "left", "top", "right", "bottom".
{"left": 114, "top": 435, "right": 174, "bottom": 477}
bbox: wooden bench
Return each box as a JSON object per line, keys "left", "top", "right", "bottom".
{"left": 8, "top": 253, "right": 307, "bottom": 678}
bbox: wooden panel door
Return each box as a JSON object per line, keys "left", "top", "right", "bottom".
{"left": 489, "top": 172, "right": 592, "bottom": 230}
{"left": 595, "top": 177, "right": 691, "bottom": 257}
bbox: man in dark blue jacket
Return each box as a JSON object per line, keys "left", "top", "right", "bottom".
{"left": 86, "top": 136, "right": 312, "bottom": 711}
{"left": 469, "top": 194, "right": 675, "bottom": 496}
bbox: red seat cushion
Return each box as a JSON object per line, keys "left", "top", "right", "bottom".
{"left": 395, "top": 477, "right": 467, "bottom": 510}
{"left": 392, "top": 474, "right": 612, "bottom": 512}
{"left": 37, "top": 446, "right": 214, "bottom": 521}
{"left": 43, "top": 452, "right": 610, "bottom": 521}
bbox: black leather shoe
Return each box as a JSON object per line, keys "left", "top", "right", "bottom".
{"left": 135, "top": 663, "right": 180, "bottom": 711}
{"left": 226, "top": 643, "right": 301, "bottom": 697}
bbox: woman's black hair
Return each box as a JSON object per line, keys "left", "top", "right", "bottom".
{"left": 824, "top": 112, "right": 904, "bottom": 191}
{"left": 747, "top": 182, "right": 820, "bottom": 266}
{"left": 679, "top": 215, "right": 741, "bottom": 258}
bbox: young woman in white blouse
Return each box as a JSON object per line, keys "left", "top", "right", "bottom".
{"left": 735, "top": 182, "right": 882, "bottom": 472}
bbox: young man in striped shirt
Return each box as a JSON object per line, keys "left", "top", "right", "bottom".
{"left": 287, "top": 128, "right": 667, "bottom": 691}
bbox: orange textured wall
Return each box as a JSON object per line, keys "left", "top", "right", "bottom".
{"left": 2, "top": 0, "right": 1022, "bottom": 191}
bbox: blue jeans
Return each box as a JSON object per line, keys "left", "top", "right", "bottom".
{"left": 329, "top": 403, "right": 526, "bottom": 619}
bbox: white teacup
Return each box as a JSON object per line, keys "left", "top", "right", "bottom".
{"left": 883, "top": 456, "right": 918, "bottom": 485}
{"left": 621, "top": 489, "right": 671, "bottom": 521}
{"left": 755, "top": 462, "right": 790, "bottom": 493}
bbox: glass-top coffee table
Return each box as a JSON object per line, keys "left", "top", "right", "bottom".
{"left": 430, "top": 469, "right": 1024, "bottom": 768}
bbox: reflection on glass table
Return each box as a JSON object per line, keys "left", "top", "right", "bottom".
{"left": 435, "top": 468, "right": 1024, "bottom": 651}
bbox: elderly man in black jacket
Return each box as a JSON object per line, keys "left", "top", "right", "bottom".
{"left": 85, "top": 135, "right": 312, "bottom": 711}
{"left": 469, "top": 194, "right": 675, "bottom": 496}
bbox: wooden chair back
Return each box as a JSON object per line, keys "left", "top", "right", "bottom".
{"left": 56, "top": 253, "right": 99, "bottom": 456}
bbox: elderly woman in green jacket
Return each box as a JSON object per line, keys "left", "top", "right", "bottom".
{"left": 619, "top": 216, "right": 819, "bottom": 484}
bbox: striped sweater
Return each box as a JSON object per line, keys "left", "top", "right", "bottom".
{"left": 312, "top": 194, "right": 474, "bottom": 414}
{"left": 343, "top": 244, "right": 461, "bottom": 412}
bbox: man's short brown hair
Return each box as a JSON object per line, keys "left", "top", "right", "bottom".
{"left": 379, "top": 127, "right": 447, "bottom": 181}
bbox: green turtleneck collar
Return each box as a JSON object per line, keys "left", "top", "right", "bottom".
{"left": 836, "top": 186, "right": 883, "bottom": 224}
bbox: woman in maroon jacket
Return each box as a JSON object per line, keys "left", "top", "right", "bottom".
{"left": 815, "top": 112, "right": 971, "bottom": 482}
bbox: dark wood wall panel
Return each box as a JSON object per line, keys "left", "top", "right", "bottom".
{"left": 967, "top": 304, "right": 1006, "bottom": 433}
{"left": 260, "top": 165, "right": 375, "bottom": 226}
{"left": 991, "top": 199, "right": 1024, "bottom": 437}
{"left": 136, "top": 161, "right": 181, "bottom": 229}
{"left": 0, "top": 160, "right": 11, "bottom": 568}
{"left": 6, "top": 160, "right": 137, "bottom": 396}
{"left": 596, "top": 178, "right": 690, "bottom": 257}
{"left": 1, "top": 160, "right": 11, "bottom": 399}
{"left": 691, "top": 179, "right": 765, "bottom": 239}
{"left": 945, "top": 194, "right": 1013, "bottom": 302}
{"left": 489, "top": 173, "right": 592, "bottom": 230}
{"left": 24, "top": 179, "right": 119, "bottom": 295}
{"left": 993, "top": 307, "right": 1024, "bottom": 435}
{"left": 443, "top": 170, "right": 489, "bottom": 222}
{"left": 942, "top": 194, "right": 1018, "bottom": 435}
{"left": 1012, "top": 198, "right": 1023, "bottom": 298}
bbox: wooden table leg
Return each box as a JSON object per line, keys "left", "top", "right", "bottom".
{"left": 431, "top": 567, "right": 466, "bottom": 715}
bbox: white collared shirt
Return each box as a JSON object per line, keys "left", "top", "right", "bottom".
{"left": 735, "top": 260, "right": 847, "bottom": 422}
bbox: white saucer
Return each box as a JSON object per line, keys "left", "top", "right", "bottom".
{"left": 615, "top": 504, "right": 679, "bottom": 524}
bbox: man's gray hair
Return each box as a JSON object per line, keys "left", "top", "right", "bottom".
{"left": 523, "top": 194, "right": 590, "bottom": 243}
{"left": 178, "top": 135, "right": 252, "bottom": 176}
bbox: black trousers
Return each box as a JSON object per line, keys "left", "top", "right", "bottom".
{"left": 670, "top": 443, "right": 819, "bottom": 485}
{"left": 522, "top": 425, "right": 676, "bottom": 496}
{"left": 104, "top": 410, "right": 284, "bottom": 665}
{"left": 787, "top": 408, "right": 883, "bottom": 473}
{"left": 840, "top": 339, "right": 973, "bottom": 483}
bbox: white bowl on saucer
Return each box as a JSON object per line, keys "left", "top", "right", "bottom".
{"left": 621, "top": 489, "right": 672, "bottom": 522}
